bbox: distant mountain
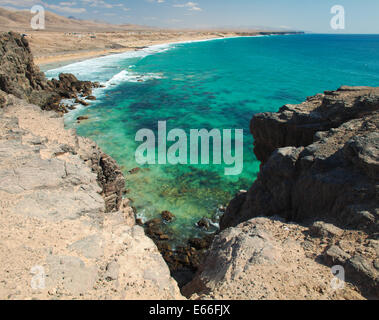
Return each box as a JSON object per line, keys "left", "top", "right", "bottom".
{"left": 0, "top": 7, "right": 152, "bottom": 32}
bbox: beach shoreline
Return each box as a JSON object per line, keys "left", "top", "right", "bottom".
{"left": 35, "top": 33, "right": 236, "bottom": 70}
{"left": 35, "top": 32, "right": 303, "bottom": 71}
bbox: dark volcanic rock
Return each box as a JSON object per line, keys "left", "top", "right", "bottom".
{"left": 0, "top": 32, "right": 98, "bottom": 112}
{"left": 221, "top": 87, "right": 379, "bottom": 233}
{"left": 161, "top": 210, "right": 175, "bottom": 222}
{"left": 345, "top": 254, "right": 379, "bottom": 298}
{"left": 75, "top": 135, "right": 126, "bottom": 213}
{"left": 251, "top": 86, "right": 379, "bottom": 163}
{"left": 74, "top": 98, "right": 90, "bottom": 106}
{"left": 197, "top": 217, "right": 210, "bottom": 230}
{"left": 97, "top": 153, "right": 125, "bottom": 212}
{"left": 128, "top": 167, "right": 140, "bottom": 175}
{"left": 218, "top": 86, "right": 379, "bottom": 298}
{"left": 0, "top": 32, "right": 46, "bottom": 99}
{"left": 188, "top": 236, "right": 213, "bottom": 250}
{"left": 77, "top": 116, "right": 89, "bottom": 121}
{"left": 48, "top": 73, "right": 95, "bottom": 100}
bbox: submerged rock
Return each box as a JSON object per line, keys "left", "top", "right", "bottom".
{"left": 128, "top": 167, "right": 141, "bottom": 174}
{"left": 161, "top": 210, "right": 175, "bottom": 222}
{"left": 74, "top": 98, "right": 90, "bottom": 106}
{"left": 188, "top": 236, "right": 213, "bottom": 250}
{"left": 76, "top": 116, "right": 89, "bottom": 121}
{"left": 197, "top": 217, "right": 210, "bottom": 230}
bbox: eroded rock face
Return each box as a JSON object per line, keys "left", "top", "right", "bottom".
{"left": 0, "top": 95, "right": 183, "bottom": 300}
{"left": 0, "top": 32, "right": 98, "bottom": 112}
{"left": 213, "top": 86, "right": 378, "bottom": 299}
{"left": 0, "top": 32, "right": 46, "bottom": 98}
{"left": 251, "top": 86, "right": 379, "bottom": 163}
{"left": 221, "top": 87, "right": 379, "bottom": 232}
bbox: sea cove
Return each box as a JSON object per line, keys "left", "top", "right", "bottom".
{"left": 46, "top": 34, "right": 379, "bottom": 245}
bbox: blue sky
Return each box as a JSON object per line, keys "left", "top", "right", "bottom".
{"left": 1, "top": 0, "right": 379, "bottom": 33}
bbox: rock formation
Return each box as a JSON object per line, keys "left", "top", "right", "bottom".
{"left": 251, "top": 86, "right": 379, "bottom": 163}
{"left": 0, "top": 32, "right": 99, "bottom": 112}
{"left": 220, "top": 87, "right": 378, "bottom": 232}
{"left": 0, "top": 94, "right": 183, "bottom": 300}
{"left": 183, "top": 217, "right": 367, "bottom": 300}
{"left": 187, "top": 87, "right": 378, "bottom": 299}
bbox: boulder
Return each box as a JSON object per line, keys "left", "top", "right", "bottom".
{"left": 197, "top": 217, "right": 210, "bottom": 230}
{"left": 310, "top": 221, "right": 344, "bottom": 238}
{"left": 161, "top": 210, "right": 175, "bottom": 222}
{"left": 323, "top": 245, "right": 351, "bottom": 265}
{"left": 77, "top": 116, "right": 89, "bottom": 121}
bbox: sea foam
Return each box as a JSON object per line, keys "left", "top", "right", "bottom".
{"left": 104, "top": 70, "right": 164, "bottom": 87}
{"left": 46, "top": 43, "right": 173, "bottom": 82}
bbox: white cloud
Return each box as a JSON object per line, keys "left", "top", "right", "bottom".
{"left": 45, "top": 3, "right": 86, "bottom": 14}
{"left": 0, "top": 0, "right": 87, "bottom": 13}
{"left": 59, "top": 1, "right": 77, "bottom": 6}
{"left": 81, "top": 0, "right": 124, "bottom": 9}
{"left": 0, "top": 0, "right": 41, "bottom": 6}
{"left": 173, "top": 2, "right": 202, "bottom": 12}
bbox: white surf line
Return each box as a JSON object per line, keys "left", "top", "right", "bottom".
{"left": 45, "top": 32, "right": 295, "bottom": 74}
{"left": 53, "top": 32, "right": 299, "bottom": 119}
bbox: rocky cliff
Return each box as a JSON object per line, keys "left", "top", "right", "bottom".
{"left": 0, "top": 31, "right": 184, "bottom": 300}
{"left": 186, "top": 87, "right": 378, "bottom": 299}
{"left": 1, "top": 31, "right": 377, "bottom": 300}
{"left": 0, "top": 94, "right": 183, "bottom": 299}
{"left": 0, "top": 32, "right": 100, "bottom": 112}
{"left": 220, "top": 87, "right": 378, "bottom": 232}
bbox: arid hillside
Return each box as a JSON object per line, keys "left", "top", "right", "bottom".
{"left": 0, "top": 7, "right": 149, "bottom": 32}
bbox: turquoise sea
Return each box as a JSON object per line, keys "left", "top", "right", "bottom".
{"left": 46, "top": 34, "right": 379, "bottom": 245}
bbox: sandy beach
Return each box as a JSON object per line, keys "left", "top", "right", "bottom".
{"left": 0, "top": 6, "right": 297, "bottom": 71}
{"left": 30, "top": 31, "right": 249, "bottom": 70}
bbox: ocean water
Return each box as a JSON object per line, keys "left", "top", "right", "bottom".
{"left": 46, "top": 34, "right": 379, "bottom": 245}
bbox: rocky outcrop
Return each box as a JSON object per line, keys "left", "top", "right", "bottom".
{"left": 0, "top": 32, "right": 99, "bottom": 112}
{"left": 0, "top": 32, "right": 46, "bottom": 97}
{"left": 220, "top": 87, "right": 379, "bottom": 232}
{"left": 46, "top": 73, "right": 98, "bottom": 99}
{"left": 183, "top": 217, "right": 366, "bottom": 300}
{"left": 75, "top": 136, "right": 125, "bottom": 213}
{"left": 0, "top": 94, "right": 183, "bottom": 300}
{"left": 251, "top": 86, "right": 379, "bottom": 163}
{"left": 187, "top": 87, "right": 378, "bottom": 300}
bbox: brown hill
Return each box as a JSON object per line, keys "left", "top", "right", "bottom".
{"left": 0, "top": 7, "right": 151, "bottom": 32}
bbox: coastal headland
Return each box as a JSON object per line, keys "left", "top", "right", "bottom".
{"left": 0, "top": 30, "right": 377, "bottom": 300}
